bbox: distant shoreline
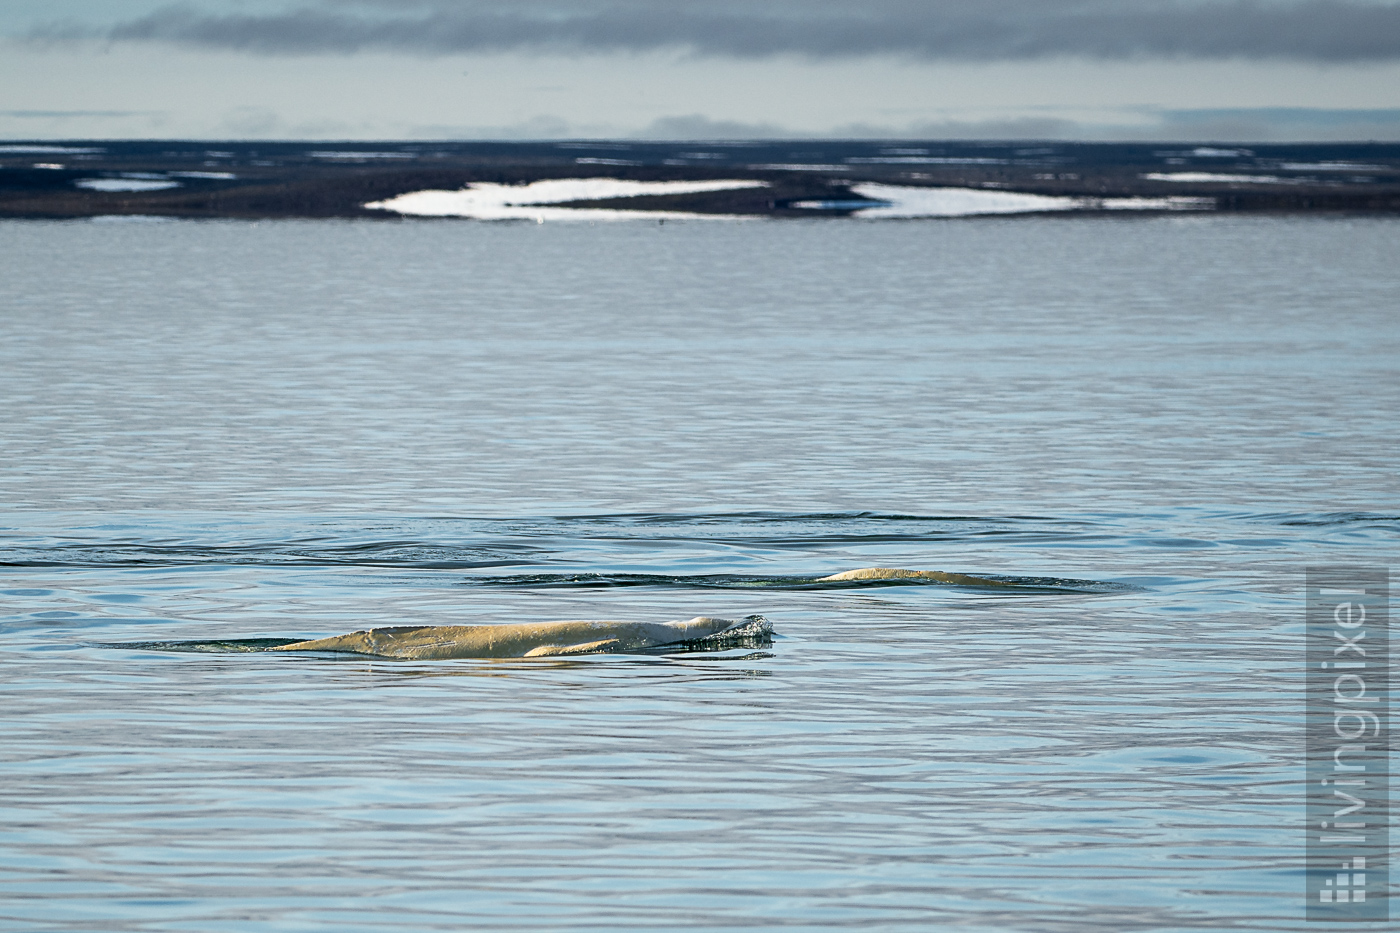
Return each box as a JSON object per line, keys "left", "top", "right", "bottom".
{"left": 3, "top": 139, "right": 1398, "bottom": 219}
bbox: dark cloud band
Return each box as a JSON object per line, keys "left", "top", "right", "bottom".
{"left": 31, "top": 1, "right": 1400, "bottom": 62}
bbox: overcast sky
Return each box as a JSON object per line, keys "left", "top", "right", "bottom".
{"left": 4, "top": 0, "right": 1400, "bottom": 141}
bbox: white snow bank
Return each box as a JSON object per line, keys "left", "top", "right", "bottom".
{"left": 75, "top": 178, "right": 182, "bottom": 192}
{"left": 1098, "top": 196, "right": 1216, "bottom": 211}
{"left": 848, "top": 184, "right": 1079, "bottom": 217}
{"left": 1141, "top": 172, "right": 1293, "bottom": 184}
{"left": 847, "top": 185, "right": 1211, "bottom": 218}
{"left": 366, "top": 178, "right": 768, "bottom": 221}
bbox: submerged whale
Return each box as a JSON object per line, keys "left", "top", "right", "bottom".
{"left": 272, "top": 614, "right": 769, "bottom": 660}
{"left": 817, "top": 567, "right": 1010, "bottom": 586}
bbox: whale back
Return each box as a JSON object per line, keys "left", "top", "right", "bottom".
{"left": 273, "top": 615, "right": 765, "bottom": 660}
{"left": 817, "top": 567, "right": 1009, "bottom": 586}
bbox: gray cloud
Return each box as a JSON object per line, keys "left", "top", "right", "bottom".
{"left": 832, "top": 116, "right": 1085, "bottom": 140}
{"left": 637, "top": 114, "right": 788, "bottom": 139}
{"left": 27, "top": 1, "right": 1400, "bottom": 62}
{"left": 1154, "top": 106, "right": 1400, "bottom": 141}
{"left": 0, "top": 109, "right": 152, "bottom": 118}
{"left": 655, "top": 107, "right": 1400, "bottom": 141}
{"left": 391, "top": 108, "right": 1400, "bottom": 142}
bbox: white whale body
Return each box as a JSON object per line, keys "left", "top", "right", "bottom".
{"left": 816, "top": 567, "right": 1011, "bottom": 586}
{"left": 274, "top": 614, "right": 770, "bottom": 660}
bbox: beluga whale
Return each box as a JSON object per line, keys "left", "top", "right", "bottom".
{"left": 272, "top": 614, "right": 770, "bottom": 660}
{"left": 817, "top": 567, "right": 1013, "bottom": 586}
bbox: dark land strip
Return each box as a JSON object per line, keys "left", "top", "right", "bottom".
{"left": 3, "top": 139, "right": 1398, "bottom": 219}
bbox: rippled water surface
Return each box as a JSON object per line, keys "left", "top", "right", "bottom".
{"left": 1, "top": 216, "right": 1397, "bottom": 931}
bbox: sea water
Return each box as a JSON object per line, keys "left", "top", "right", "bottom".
{"left": 1, "top": 215, "right": 1396, "bottom": 931}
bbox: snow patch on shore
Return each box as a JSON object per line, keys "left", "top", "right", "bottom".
{"left": 75, "top": 178, "right": 182, "bottom": 192}
{"left": 1141, "top": 172, "right": 1293, "bottom": 184}
{"left": 849, "top": 184, "right": 1079, "bottom": 217}
{"left": 848, "top": 184, "right": 1213, "bottom": 218}
{"left": 367, "top": 178, "right": 768, "bottom": 221}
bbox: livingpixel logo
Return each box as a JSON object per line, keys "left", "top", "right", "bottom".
{"left": 1306, "top": 568, "right": 1389, "bottom": 921}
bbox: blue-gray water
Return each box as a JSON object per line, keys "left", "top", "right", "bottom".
{"left": 1, "top": 215, "right": 1396, "bottom": 932}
